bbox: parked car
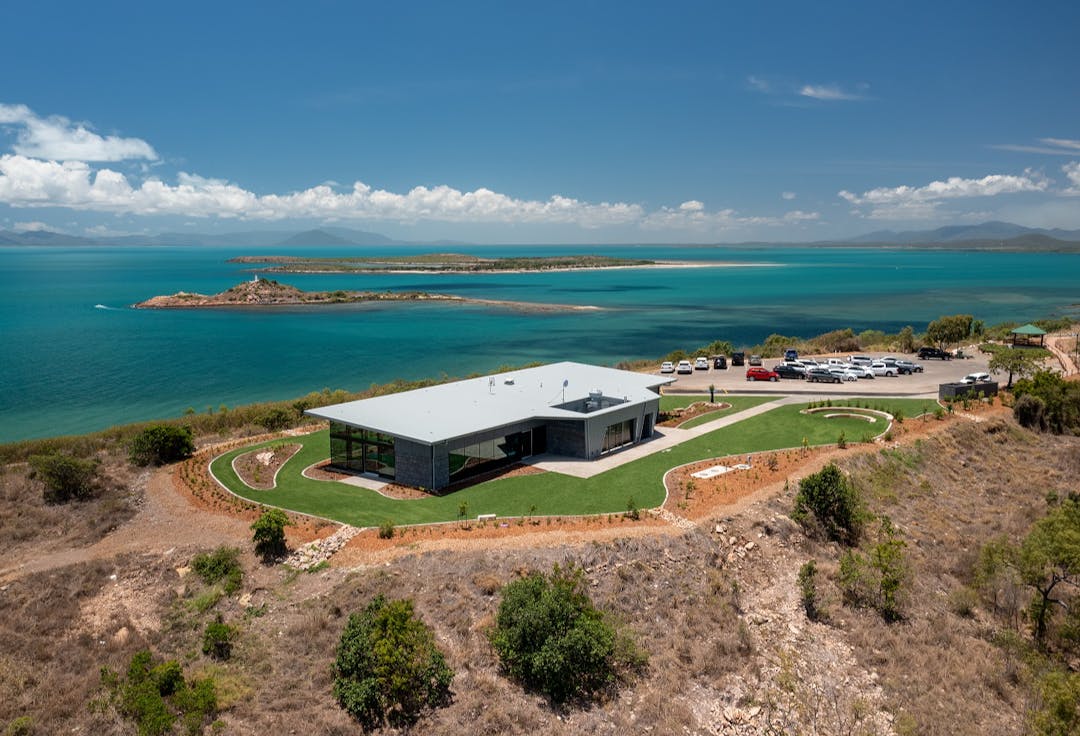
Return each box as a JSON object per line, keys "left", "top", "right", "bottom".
{"left": 894, "top": 359, "right": 924, "bottom": 374}
{"left": 676, "top": 360, "right": 693, "bottom": 374}
{"left": 779, "top": 360, "right": 808, "bottom": 373}
{"left": 694, "top": 356, "right": 709, "bottom": 371}
{"left": 784, "top": 348, "right": 799, "bottom": 362}
{"left": 869, "top": 361, "right": 897, "bottom": 377}
{"left": 773, "top": 363, "right": 806, "bottom": 379}
{"left": 746, "top": 366, "right": 779, "bottom": 382}
{"left": 713, "top": 355, "right": 727, "bottom": 369}
{"left": 825, "top": 358, "right": 847, "bottom": 367}
{"left": 842, "top": 364, "right": 875, "bottom": 379}
{"left": 878, "top": 357, "right": 913, "bottom": 375}
{"left": 849, "top": 354, "right": 873, "bottom": 366}
{"left": 749, "top": 354, "right": 763, "bottom": 366}
{"left": 806, "top": 367, "right": 841, "bottom": 383}
{"left": 797, "top": 359, "right": 821, "bottom": 369}
{"left": 660, "top": 361, "right": 675, "bottom": 374}
{"left": 962, "top": 372, "right": 992, "bottom": 384}
{"left": 731, "top": 351, "right": 746, "bottom": 366}
{"left": 918, "top": 346, "right": 952, "bottom": 360}
{"left": 827, "top": 366, "right": 860, "bottom": 382}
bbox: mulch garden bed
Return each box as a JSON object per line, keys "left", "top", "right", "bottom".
{"left": 233, "top": 443, "right": 302, "bottom": 490}
{"left": 657, "top": 401, "right": 731, "bottom": 428}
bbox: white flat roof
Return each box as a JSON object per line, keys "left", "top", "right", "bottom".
{"left": 306, "top": 361, "right": 674, "bottom": 445}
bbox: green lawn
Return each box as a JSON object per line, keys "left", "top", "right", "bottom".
{"left": 210, "top": 396, "right": 939, "bottom": 527}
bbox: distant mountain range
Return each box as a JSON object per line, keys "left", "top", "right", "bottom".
{"left": 2, "top": 221, "right": 1080, "bottom": 251}
{"left": 843, "top": 220, "right": 1080, "bottom": 245}
{"left": 0, "top": 226, "right": 464, "bottom": 248}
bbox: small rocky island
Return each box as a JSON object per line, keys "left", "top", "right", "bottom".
{"left": 227, "top": 252, "right": 658, "bottom": 274}
{"left": 133, "top": 277, "right": 599, "bottom": 312}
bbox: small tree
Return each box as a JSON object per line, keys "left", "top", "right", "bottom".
{"left": 798, "top": 560, "right": 821, "bottom": 621}
{"left": 28, "top": 452, "right": 100, "bottom": 503}
{"left": 201, "top": 616, "right": 236, "bottom": 661}
{"left": 250, "top": 508, "right": 290, "bottom": 561}
{"left": 489, "top": 564, "right": 645, "bottom": 703}
{"left": 792, "top": 463, "right": 863, "bottom": 545}
{"left": 333, "top": 596, "right": 453, "bottom": 729}
{"left": 896, "top": 325, "right": 916, "bottom": 353}
{"left": 1017, "top": 497, "right": 1080, "bottom": 646}
{"left": 988, "top": 346, "right": 1042, "bottom": 388}
{"left": 129, "top": 424, "right": 195, "bottom": 466}
{"left": 925, "top": 314, "right": 974, "bottom": 351}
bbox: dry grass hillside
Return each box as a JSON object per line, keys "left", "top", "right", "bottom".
{"left": 0, "top": 413, "right": 1077, "bottom": 735}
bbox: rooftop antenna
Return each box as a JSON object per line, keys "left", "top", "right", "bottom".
{"left": 489, "top": 377, "right": 495, "bottom": 395}
{"left": 562, "top": 378, "right": 568, "bottom": 403}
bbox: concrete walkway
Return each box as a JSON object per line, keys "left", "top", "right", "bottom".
{"left": 525, "top": 395, "right": 799, "bottom": 479}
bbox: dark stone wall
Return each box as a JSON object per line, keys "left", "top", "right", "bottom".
{"left": 546, "top": 420, "right": 587, "bottom": 457}
{"left": 939, "top": 381, "right": 998, "bottom": 400}
{"left": 394, "top": 438, "right": 433, "bottom": 489}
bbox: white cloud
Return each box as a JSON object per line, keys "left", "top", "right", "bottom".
{"left": 1063, "top": 161, "right": 1080, "bottom": 195}
{"left": 1042, "top": 138, "right": 1080, "bottom": 151}
{"left": 0, "top": 154, "right": 649, "bottom": 227}
{"left": 990, "top": 137, "right": 1080, "bottom": 156}
{"left": 641, "top": 204, "right": 819, "bottom": 231}
{"left": 839, "top": 169, "right": 1049, "bottom": 219}
{"left": 0, "top": 103, "right": 157, "bottom": 162}
{"left": 799, "top": 84, "right": 864, "bottom": 101}
{"left": 13, "top": 220, "right": 52, "bottom": 232}
{"left": 747, "top": 75, "right": 771, "bottom": 93}
{"left": 678, "top": 200, "right": 704, "bottom": 212}
{"left": 781, "top": 191, "right": 796, "bottom": 200}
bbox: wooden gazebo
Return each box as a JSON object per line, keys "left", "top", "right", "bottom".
{"left": 1010, "top": 323, "right": 1046, "bottom": 347}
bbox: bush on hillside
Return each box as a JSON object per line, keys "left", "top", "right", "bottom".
{"left": 250, "top": 508, "right": 290, "bottom": 561}
{"left": 489, "top": 564, "right": 646, "bottom": 703}
{"left": 129, "top": 424, "right": 195, "bottom": 466}
{"left": 28, "top": 452, "right": 101, "bottom": 503}
{"left": 96, "top": 650, "right": 217, "bottom": 736}
{"left": 191, "top": 546, "right": 243, "bottom": 594}
{"left": 792, "top": 463, "right": 863, "bottom": 545}
{"left": 333, "top": 595, "right": 453, "bottom": 729}
{"left": 255, "top": 406, "right": 295, "bottom": 432}
{"left": 1012, "top": 371, "right": 1080, "bottom": 435}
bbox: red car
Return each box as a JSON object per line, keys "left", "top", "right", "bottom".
{"left": 745, "top": 367, "right": 779, "bottom": 382}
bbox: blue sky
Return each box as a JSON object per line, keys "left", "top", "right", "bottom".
{"left": 1, "top": 0, "right": 1078, "bottom": 243}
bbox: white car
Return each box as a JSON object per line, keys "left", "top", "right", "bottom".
{"left": 797, "top": 359, "right": 821, "bottom": 369}
{"left": 843, "top": 364, "right": 875, "bottom": 379}
{"left": 962, "top": 372, "right": 992, "bottom": 384}
{"left": 676, "top": 360, "right": 693, "bottom": 374}
{"left": 660, "top": 361, "right": 675, "bottom": 374}
{"left": 694, "top": 356, "right": 709, "bottom": 370}
{"left": 827, "top": 366, "right": 860, "bottom": 382}
{"left": 869, "top": 361, "right": 897, "bottom": 377}
{"left": 849, "top": 355, "right": 873, "bottom": 366}
{"left": 779, "top": 360, "right": 807, "bottom": 374}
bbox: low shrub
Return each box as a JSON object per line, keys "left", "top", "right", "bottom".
{"left": 129, "top": 425, "right": 195, "bottom": 466}
{"left": 202, "top": 617, "right": 236, "bottom": 661}
{"left": 251, "top": 508, "right": 290, "bottom": 561}
{"left": 97, "top": 650, "right": 218, "bottom": 736}
{"left": 378, "top": 519, "right": 394, "bottom": 539}
{"left": 28, "top": 452, "right": 101, "bottom": 503}
{"left": 792, "top": 463, "right": 863, "bottom": 545}
{"left": 489, "top": 564, "right": 646, "bottom": 703}
{"left": 333, "top": 595, "right": 453, "bottom": 729}
{"left": 191, "top": 547, "right": 243, "bottom": 594}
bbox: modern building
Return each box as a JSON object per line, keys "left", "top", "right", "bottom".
{"left": 305, "top": 362, "right": 674, "bottom": 490}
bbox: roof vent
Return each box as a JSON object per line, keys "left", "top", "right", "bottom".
{"left": 504, "top": 378, "right": 515, "bottom": 385}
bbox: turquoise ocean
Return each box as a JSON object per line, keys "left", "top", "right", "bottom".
{"left": 1, "top": 244, "right": 1078, "bottom": 443}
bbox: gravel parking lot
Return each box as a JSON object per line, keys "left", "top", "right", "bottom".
{"left": 658, "top": 350, "right": 992, "bottom": 397}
